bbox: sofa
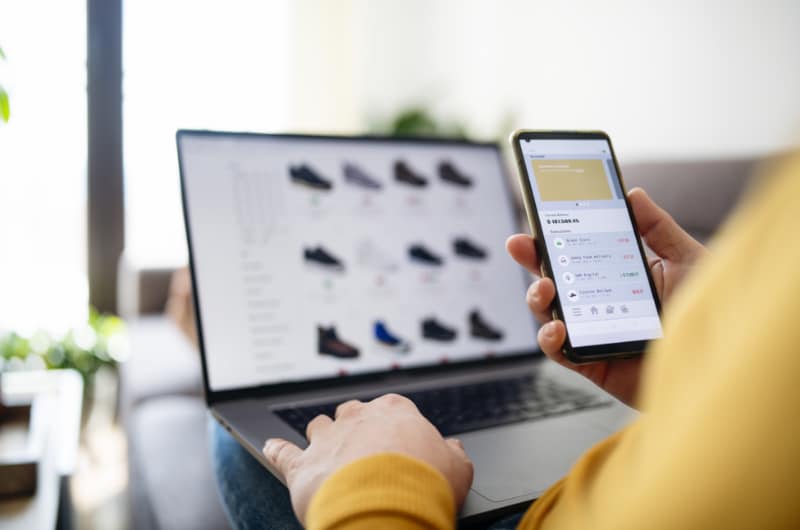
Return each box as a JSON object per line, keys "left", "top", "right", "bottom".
{"left": 119, "top": 156, "right": 760, "bottom": 529}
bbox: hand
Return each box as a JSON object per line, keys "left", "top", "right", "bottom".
{"left": 506, "top": 188, "right": 707, "bottom": 407}
{"left": 263, "top": 394, "right": 474, "bottom": 525}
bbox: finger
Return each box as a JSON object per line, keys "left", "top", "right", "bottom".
{"left": 263, "top": 438, "right": 302, "bottom": 481}
{"left": 373, "top": 392, "right": 416, "bottom": 410}
{"left": 335, "top": 399, "right": 364, "bottom": 419}
{"left": 647, "top": 257, "right": 665, "bottom": 301}
{"left": 628, "top": 188, "right": 701, "bottom": 261}
{"left": 506, "top": 234, "right": 541, "bottom": 276}
{"left": 305, "top": 414, "right": 333, "bottom": 441}
{"left": 525, "top": 278, "right": 556, "bottom": 324}
{"left": 537, "top": 321, "right": 567, "bottom": 359}
{"left": 446, "top": 437, "right": 466, "bottom": 454}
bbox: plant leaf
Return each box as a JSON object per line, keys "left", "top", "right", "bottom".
{"left": 0, "top": 46, "right": 5, "bottom": 60}
{"left": 0, "top": 87, "right": 9, "bottom": 122}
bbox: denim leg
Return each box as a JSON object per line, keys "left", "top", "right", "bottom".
{"left": 209, "top": 418, "right": 303, "bottom": 530}
{"left": 485, "top": 511, "right": 525, "bottom": 530}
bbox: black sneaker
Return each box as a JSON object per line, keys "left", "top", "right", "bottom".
{"left": 318, "top": 326, "right": 360, "bottom": 358}
{"left": 422, "top": 317, "right": 457, "bottom": 342}
{"left": 408, "top": 244, "right": 443, "bottom": 266}
{"left": 304, "top": 246, "right": 345, "bottom": 271}
{"left": 289, "top": 164, "right": 333, "bottom": 191}
{"left": 438, "top": 161, "right": 473, "bottom": 188}
{"left": 394, "top": 161, "right": 428, "bottom": 187}
{"left": 469, "top": 310, "right": 504, "bottom": 341}
{"left": 343, "top": 162, "right": 383, "bottom": 190}
{"left": 453, "top": 237, "right": 488, "bottom": 260}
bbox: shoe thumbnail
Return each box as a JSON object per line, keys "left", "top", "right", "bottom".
{"left": 343, "top": 162, "right": 383, "bottom": 190}
{"left": 469, "top": 310, "right": 504, "bottom": 341}
{"left": 304, "top": 246, "right": 345, "bottom": 271}
{"left": 357, "top": 239, "right": 398, "bottom": 272}
{"left": 438, "top": 161, "right": 473, "bottom": 188}
{"left": 289, "top": 164, "right": 333, "bottom": 191}
{"left": 422, "top": 317, "right": 457, "bottom": 342}
{"left": 374, "top": 321, "right": 411, "bottom": 354}
{"left": 453, "top": 237, "right": 488, "bottom": 260}
{"left": 408, "top": 244, "right": 443, "bottom": 266}
{"left": 318, "top": 326, "right": 360, "bottom": 359}
{"left": 394, "top": 161, "right": 428, "bottom": 188}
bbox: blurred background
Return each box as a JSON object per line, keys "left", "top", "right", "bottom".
{"left": 0, "top": 1, "right": 798, "bottom": 529}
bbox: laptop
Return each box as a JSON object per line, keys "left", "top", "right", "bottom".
{"left": 176, "top": 130, "right": 634, "bottom": 524}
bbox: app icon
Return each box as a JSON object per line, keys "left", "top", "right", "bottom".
{"left": 567, "top": 290, "right": 579, "bottom": 302}
{"left": 590, "top": 306, "right": 599, "bottom": 316}
{"left": 620, "top": 304, "right": 630, "bottom": 314}
{"left": 605, "top": 305, "right": 615, "bottom": 314}
{"left": 562, "top": 271, "right": 575, "bottom": 284}
{"left": 554, "top": 238, "right": 565, "bottom": 249}
{"left": 558, "top": 255, "right": 569, "bottom": 267}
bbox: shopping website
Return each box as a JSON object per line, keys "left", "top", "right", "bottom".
{"left": 179, "top": 134, "right": 537, "bottom": 391}
{"left": 519, "top": 138, "right": 663, "bottom": 347}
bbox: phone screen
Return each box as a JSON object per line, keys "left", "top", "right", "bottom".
{"left": 517, "top": 136, "right": 663, "bottom": 350}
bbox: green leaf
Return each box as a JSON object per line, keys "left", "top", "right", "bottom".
{"left": 0, "top": 46, "right": 5, "bottom": 60}
{"left": 0, "top": 87, "right": 9, "bottom": 122}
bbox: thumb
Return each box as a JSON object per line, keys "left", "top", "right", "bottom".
{"left": 628, "top": 188, "right": 700, "bottom": 261}
{"left": 263, "top": 438, "right": 302, "bottom": 482}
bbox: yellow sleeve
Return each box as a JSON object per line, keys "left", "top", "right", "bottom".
{"left": 306, "top": 453, "right": 455, "bottom": 530}
{"left": 518, "top": 151, "right": 800, "bottom": 530}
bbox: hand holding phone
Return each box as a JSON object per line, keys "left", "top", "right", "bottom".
{"left": 510, "top": 130, "right": 663, "bottom": 363}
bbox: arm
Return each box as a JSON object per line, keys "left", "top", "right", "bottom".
{"left": 514, "top": 154, "right": 800, "bottom": 529}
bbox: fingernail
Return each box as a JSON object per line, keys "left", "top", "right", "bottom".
{"left": 529, "top": 281, "right": 540, "bottom": 300}
{"left": 263, "top": 439, "right": 273, "bottom": 455}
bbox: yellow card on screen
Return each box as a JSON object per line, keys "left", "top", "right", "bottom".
{"left": 531, "top": 159, "right": 612, "bottom": 201}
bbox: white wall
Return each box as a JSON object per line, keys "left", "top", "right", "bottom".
{"left": 289, "top": 0, "right": 800, "bottom": 161}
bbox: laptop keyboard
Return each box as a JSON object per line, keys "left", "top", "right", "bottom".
{"left": 274, "top": 375, "right": 611, "bottom": 437}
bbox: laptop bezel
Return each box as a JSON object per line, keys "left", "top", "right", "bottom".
{"left": 176, "top": 129, "right": 542, "bottom": 406}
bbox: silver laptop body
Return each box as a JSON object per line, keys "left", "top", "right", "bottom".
{"left": 176, "top": 130, "right": 633, "bottom": 524}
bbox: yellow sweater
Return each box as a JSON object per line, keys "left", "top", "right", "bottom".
{"left": 307, "top": 152, "right": 800, "bottom": 530}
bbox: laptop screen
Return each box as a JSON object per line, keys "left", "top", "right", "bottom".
{"left": 178, "top": 132, "right": 538, "bottom": 392}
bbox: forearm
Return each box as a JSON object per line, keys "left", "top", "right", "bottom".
{"left": 306, "top": 453, "right": 456, "bottom": 530}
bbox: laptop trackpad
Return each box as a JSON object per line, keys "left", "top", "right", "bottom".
{"left": 462, "top": 415, "right": 610, "bottom": 502}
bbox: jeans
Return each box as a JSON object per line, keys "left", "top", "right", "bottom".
{"left": 209, "top": 419, "right": 525, "bottom": 530}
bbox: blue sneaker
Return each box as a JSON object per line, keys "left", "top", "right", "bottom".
{"left": 374, "top": 321, "right": 411, "bottom": 354}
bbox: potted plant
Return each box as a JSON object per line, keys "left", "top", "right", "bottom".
{"left": 0, "top": 46, "right": 9, "bottom": 123}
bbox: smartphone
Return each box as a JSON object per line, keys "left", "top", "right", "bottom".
{"left": 510, "top": 130, "right": 662, "bottom": 363}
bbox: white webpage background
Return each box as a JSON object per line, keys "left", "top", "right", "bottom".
{"left": 180, "top": 135, "right": 537, "bottom": 391}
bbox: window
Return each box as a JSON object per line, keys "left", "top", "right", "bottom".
{"left": 0, "top": 0, "right": 87, "bottom": 334}
{"left": 123, "top": 0, "right": 291, "bottom": 269}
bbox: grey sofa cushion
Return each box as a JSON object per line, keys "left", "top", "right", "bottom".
{"left": 622, "top": 158, "right": 757, "bottom": 236}
{"left": 121, "top": 317, "right": 204, "bottom": 417}
{"left": 128, "top": 396, "right": 230, "bottom": 530}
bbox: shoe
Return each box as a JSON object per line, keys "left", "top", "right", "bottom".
{"left": 304, "top": 246, "right": 345, "bottom": 271}
{"left": 408, "top": 244, "right": 443, "bottom": 266}
{"left": 469, "top": 310, "right": 503, "bottom": 341}
{"left": 453, "top": 237, "right": 488, "bottom": 260}
{"left": 438, "top": 161, "right": 473, "bottom": 188}
{"left": 289, "top": 164, "right": 333, "bottom": 191}
{"left": 374, "top": 321, "right": 411, "bottom": 354}
{"left": 343, "top": 163, "right": 383, "bottom": 190}
{"left": 394, "top": 161, "right": 428, "bottom": 187}
{"left": 422, "top": 317, "right": 457, "bottom": 342}
{"left": 318, "top": 326, "right": 360, "bottom": 358}
{"left": 357, "top": 239, "right": 398, "bottom": 272}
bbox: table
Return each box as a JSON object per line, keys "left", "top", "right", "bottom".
{"left": 0, "top": 370, "right": 83, "bottom": 530}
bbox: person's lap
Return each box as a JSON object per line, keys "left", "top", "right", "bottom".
{"left": 209, "top": 419, "right": 524, "bottom": 530}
